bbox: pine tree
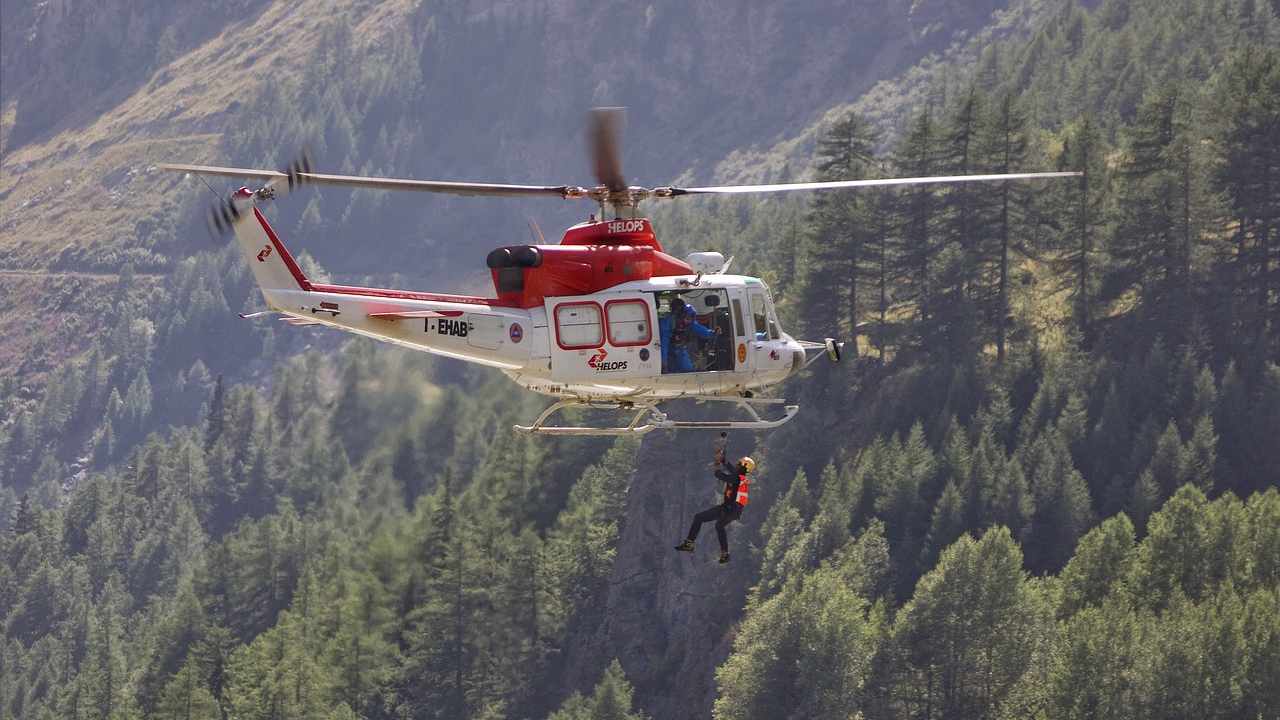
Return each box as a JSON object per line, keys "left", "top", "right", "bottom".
{"left": 1184, "top": 415, "right": 1218, "bottom": 492}
{"left": 751, "top": 485, "right": 809, "bottom": 606}
{"left": 715, "top": 562, "right": 884, "bottom": 720}
{"left": 921, "top": 480, "right": 966, "bottom": 570}
{"left": 757, "top": 468, "right": 811, "bottom": 548}
{"left": 1133, "top": 484, "right": 1214, "bottom": 608}
{"left": 539, "top": 439, "right": 636, "bottom": 640}
{"left": 981, "top": 91, "right": 1032, "bottom": 362}
{"left": 1026, "top": 431, "right": 1096, "bottom": 572}
{"left": 1106, "top": 85, "right": 1213, "bottom": 342}
{"left": 1215, "top": 46, "right": 1280, "bottom": 360}
{"left": 550, "top": 660, "right": 647, "bottom": 720}
{"left": 935, "top": 88, "right": 989, "bottom": 353}
{"left": 918, "top": 94, "right": 985, "bottom": 358}
{"left": 892, "top": 108, "right": 944, "bottom": 347}
{"left": 796, "top": 111, "right": 880, "bottom": 346}
{"left": 875, "top": 423, "right": 933, "bottom": 595}
{"left": 392, "top": 434, "right": 426, "bottom": 511}
{"left": 1058, "top": 513, "right": 1136, "bottom": 616}
{"left": 153, "top": 659, "right": 220, "bottom": 720}
{"left": 12, "top": 492, "right": 36, "bottom": 536}
{"left": 891, "top": 527, "right": 1051, "bottom": 720}
{"left": 868, "top": 188, "right": 896, "bottom": 358}
{"left": 330, "top": 357, "right": 371, "bottom": 461}
{"left": 1047, "top": 598, "right": 1143, "bottom": 720}
{"left": 1246, "top": 488, "right": 1280, "bottom": 591}
{"left": 1054, "top": 116, "right": 1109, "bottom": 344}
{"left": 83, "top": 578, "right": 128, "bottom": 720}
{"left": 396, "top": 476, "right": 468, "bottom": 719}
{"left": 1130, "top": 469, "right": 1161, "bottom": 534}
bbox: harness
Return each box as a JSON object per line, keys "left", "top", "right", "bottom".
{"left": 725, "top": 473, "right": 749, "bottom": 507}
{"left": 671, "top": 310, "right": 692, "bottom": 345}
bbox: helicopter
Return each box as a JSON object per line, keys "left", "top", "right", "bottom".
{"left": 163, "top": 110, "right": 1078, "bottom": 436}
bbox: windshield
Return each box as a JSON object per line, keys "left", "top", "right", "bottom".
{"left": 764, "top": 286, "right": 781, "bottom": 339}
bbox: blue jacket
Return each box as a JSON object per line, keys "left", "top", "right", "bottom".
{"left": 659, "top": 306, "right": 714, "bottom": 349}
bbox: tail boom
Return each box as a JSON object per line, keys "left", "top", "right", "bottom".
{"left": 224, "top": 188, "right": 537, "bottom": 372}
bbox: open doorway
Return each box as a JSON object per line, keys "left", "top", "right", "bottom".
{"left": 656, "top": 289, "right": 734, "bottom": 373}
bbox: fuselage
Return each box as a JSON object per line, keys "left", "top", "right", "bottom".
{"left": 262, "top": 273, "right": 802, "bottom": 402}
{"left": 241, "top": 208, "right": 801, "bottom": 403}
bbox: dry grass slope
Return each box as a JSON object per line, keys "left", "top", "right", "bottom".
{"left": 0, "top": 0, "right": 414, "bottom": 387}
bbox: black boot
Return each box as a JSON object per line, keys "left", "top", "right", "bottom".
{"left": 719, "top": 551, "right": 730, "bottom": 564}
{"left": 675, "top": 539, "right": 695, "bottom": 552}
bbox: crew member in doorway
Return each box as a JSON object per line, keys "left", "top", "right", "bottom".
{"left": 675, "top": 434, "right": 754, "bottom": 563}
{"left": 659, "top": 296, "right": 716, "bottom": 372}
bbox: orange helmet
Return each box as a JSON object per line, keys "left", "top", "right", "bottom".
{"left": 739, "top": 457, "right": 756, "bottom": 474}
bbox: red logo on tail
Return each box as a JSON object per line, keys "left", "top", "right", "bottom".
{"left": 257, "top": 245, "right": 273, "bottom": 262}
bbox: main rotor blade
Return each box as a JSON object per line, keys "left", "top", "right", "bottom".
{"left": 588, "top": 108, "right": 627, "bottom": 193}
{"left": 667, "top": 171, "right": 1083, "bottom": 195}
{"left": 160, "top": 163, "right": 577, "bottom": 198}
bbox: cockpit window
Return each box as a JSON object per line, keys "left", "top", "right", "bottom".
{"left": 764, "top": 290, "right": 781, "bottom": 340}
{"left": 749, "top": 291, "right": 768, "bottom": 336}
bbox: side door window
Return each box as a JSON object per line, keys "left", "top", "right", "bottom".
{"left": 554, "top": 302, "right": 603, "bottom": 349}
{"left": 605, "top": 299, "right": 651, "bottom": 346}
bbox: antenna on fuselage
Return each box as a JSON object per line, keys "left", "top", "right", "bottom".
{"left": 527, "top": 217, "right": 546, "bottom": 245}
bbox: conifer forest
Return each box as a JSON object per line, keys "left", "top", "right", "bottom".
{"left": 1, "top": 1, "right": 1279, "bottom": 718}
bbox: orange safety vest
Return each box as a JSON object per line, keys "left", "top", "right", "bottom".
{"left": 734, "top": 474, "right": 749, "bottom": 506}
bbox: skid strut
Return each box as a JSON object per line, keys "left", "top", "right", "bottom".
{"left": 513, "top": 396, "right": 800, "bottom": 436}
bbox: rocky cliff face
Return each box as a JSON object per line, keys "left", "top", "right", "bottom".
{"left": 557, "top": 423, "right": 762, "bottom": 719}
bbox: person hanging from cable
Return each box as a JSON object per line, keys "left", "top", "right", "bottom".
{"left": 675, "top": 432, "right": 753, "bottom": 563}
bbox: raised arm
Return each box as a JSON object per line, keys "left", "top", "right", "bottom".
{"left": 689, "top": 317, "right": 716, "bottom": 339}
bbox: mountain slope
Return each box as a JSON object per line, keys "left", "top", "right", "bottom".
{"left": 7, "top": 1, "right": 1279, "bottom": 719}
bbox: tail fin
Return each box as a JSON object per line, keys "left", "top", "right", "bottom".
{"left": 225, "top": 188, "right": 311, "bottom": 293}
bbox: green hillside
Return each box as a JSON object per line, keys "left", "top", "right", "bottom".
{"left": 3, "top": 0, "right": 1280, "bottom": 718}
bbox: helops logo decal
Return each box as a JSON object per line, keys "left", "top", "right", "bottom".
{"left": 607, "top": 219, "right": 646, "bottom": 234}
{"left": 257, "top": 245, "right": 273, "bottom": 262}
{"left": 587, "top": 348, "right": 628, "bottom": 373}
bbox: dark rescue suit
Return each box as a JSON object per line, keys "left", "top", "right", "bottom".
{"left": 686, "top": 461, "right": 749, "bottom": 553}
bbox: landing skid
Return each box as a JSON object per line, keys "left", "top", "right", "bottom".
{"left": 513, "top": 396, "right": 800, "bottom": 436}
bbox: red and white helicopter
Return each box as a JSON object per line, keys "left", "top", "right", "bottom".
{"left": 164, "top": 110, "right": 1077, "bottom": 435}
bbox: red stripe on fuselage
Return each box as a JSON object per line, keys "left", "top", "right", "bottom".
{"left": 309, "top": 283, "right": 520, "bottom": 307}
{"left": 253, "top": 208, "right": 312, "bottom": 291}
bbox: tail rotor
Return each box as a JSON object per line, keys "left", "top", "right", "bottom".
{"left": 199, "top": 150, "right": 313, "bottom": 239}
{"left": 207, "top": 193, "right": 242, "bottom": 237}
